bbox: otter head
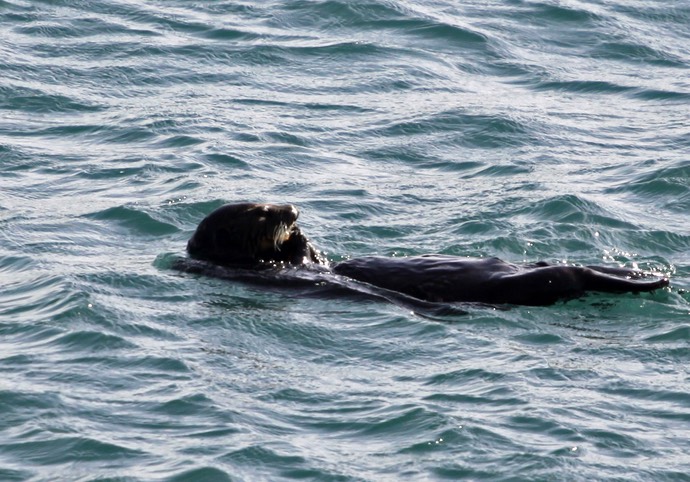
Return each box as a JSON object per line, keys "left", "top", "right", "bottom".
{"left": 187, "top": 203, "right": 322, "bottom": 267}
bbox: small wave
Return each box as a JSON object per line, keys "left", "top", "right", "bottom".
{"left": 581, "top": 429, "right": 658, "bottom": 458}
{"left": 424, "top": 390, "right": 528, "bottom": 409}
{"left": 275, "top": 0, "right": 406, "bottom": 31}
{"left": 12, "top": 12, "right": 160, "bottom": 39}
{"left": 232, "top": 97, "right": 373, "bottom": 114}
{"left": 220, "top": 445, "right": 313, "bottom": 480}
{"left": 527, "top": 2, "right": 601, "bottom": 23}
{"left": 153, "top": 393, "right": 215, "bottom": 416}
{"left": 53, "top": 330, "right": 137, "bottom": 353}
{"left": 275, "top": 0, "right": 489, "bottom": 52}
{"left": 5, "top": 120, "right": 158, "bottom": 147}
{"left": 198, "top": 27, "right": 262, "bottom": 42}
{"left": 468, "top": 164, "right": 532, "bottom": 178}
{"left": 611, "top": 3, "right": 690, "bottom": 27}
{"left": 365, "top": 111, "right": 537, "bottom": 148}
{"left": 0, "top": 85, "right": 103, "bottom": 114}
{"left": 605, "top": 163, "right": 690, "bottom": 214}
{"left": 645, "top": 325, "right": 690, "bottom": 343}
{"left": 608, "top": 166, "right": 690, "bottom": 199}
{"left": 423, "top": 367, "right": 507, "bottom": 386}
{"left": 202, "top": 152, "right": 250, "bottom": 169}
{"left": 533, "top": 80, "right": 632, "bottom": 95}
{"left": 166, "top": 467, "right": 233, "bottom": 482}
{"left": 154, "top": 135, "right": 205, "bottom": 148}
{"left": 0, "top": 254, "right": 33, "bottom": 274}
{"left": 84, "top": 206, "right": 178, "bottom": 236}
{"left": 0, "top": 263, "right": 85, "bottom": 324}
{"left": 513, "top": 194, "right": 635, "bottom": 228}
{"left": 631, "top": 88, "right": 690, "bottom": 102}
{"left": 381, "top": 16, "right": 488, "bottom": 48}
{"left": 0, "top": 389, "right": 64, "bottom": 415}
{"left": 590, "top": 40, "right": 686, "bottom": 67}
{"left": 0, "top": 436, "right": 144, "bottom": 465}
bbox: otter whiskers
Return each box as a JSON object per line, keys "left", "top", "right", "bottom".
{"left": 272, "top": 223, "right": 292, "bottom": 251}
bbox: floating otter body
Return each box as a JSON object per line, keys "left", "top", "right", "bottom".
{"left": 178, "top": 202, "right": 669, "bottom": 307}
{"left": 333, "top": 256, "right": 668, "bottom": 305}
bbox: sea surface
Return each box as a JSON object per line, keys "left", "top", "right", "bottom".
{"left": 1, "top": 0, "right": 689, "bottom": 480}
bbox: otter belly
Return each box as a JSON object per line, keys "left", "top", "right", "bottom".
{"left": 333, "top": 256, "right": 669, "bottom": 305}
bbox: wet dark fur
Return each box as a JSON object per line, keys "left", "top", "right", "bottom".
{"left": 186, "top": 203, "right": 324, "bottom": 267}
{"left": 333, "top": 256, "right": 668, "bottom": 306}
{"left": 179, "top": 202, "right": 669, "bottom": 306}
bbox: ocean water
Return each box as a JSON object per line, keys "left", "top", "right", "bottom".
{"left": 1, "top": 0, "right": 689, "bottom": 480}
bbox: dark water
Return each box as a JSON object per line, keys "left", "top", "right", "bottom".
{"left": 1, "top": 0, "right": 689, "bottom": 480}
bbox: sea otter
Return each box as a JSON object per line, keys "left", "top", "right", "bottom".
{"left": 177, "top": 202, "right": 669, "bottom": 306}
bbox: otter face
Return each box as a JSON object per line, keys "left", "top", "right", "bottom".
{"left": 187, "top": 203, "right": 301, "bottom": 266}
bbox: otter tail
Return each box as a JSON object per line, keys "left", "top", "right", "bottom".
{"left": 582, "top": 268, "right": 669, "bottom": 294}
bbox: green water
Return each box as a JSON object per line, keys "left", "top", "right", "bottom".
{"left": 1, "top": 0, "right": 689, "bottom": 480}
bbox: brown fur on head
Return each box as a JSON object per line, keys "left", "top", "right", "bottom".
{"left": 187, "top": 203, "right": 323, "bottom": 266}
